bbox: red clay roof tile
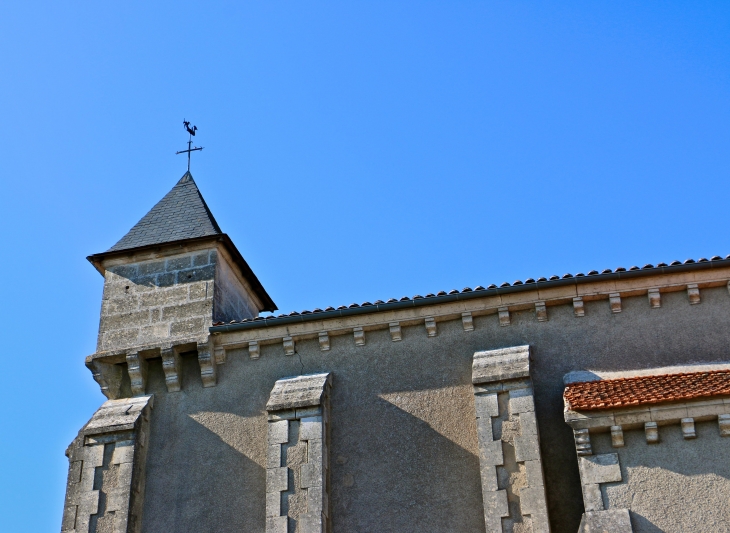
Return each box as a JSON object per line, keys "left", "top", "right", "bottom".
{"left": 564, "top": 370, "right": 730, "bottom": 411}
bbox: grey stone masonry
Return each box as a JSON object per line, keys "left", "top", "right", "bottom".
{"left": 471, "top": 345, "right": 551, "bottom": 533}
{"left": 578, "top": 509, "right": 633, "bottom": 533}
{"left": 97, "top": 248, "right": 256, "bottom": 354}
{"left": 266, "top": 373, "right": 332, "bottom": 533}
{"left": 87, "top": 240, "right": 267, "bottom": 395}
{"left": 62, "top": 395, "right": 153, "bottom": 533}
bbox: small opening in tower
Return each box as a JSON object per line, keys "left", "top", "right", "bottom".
{"left": 187, "top": 274, "right": 192, "bottom": 279}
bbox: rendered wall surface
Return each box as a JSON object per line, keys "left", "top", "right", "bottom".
{"left": 589, "top": 422, "right": 730, "bottom": 532}
{"left": 129, "top": 286, "right": 730, "bottom": 533}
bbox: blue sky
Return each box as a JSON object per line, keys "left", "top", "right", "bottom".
{"left": 1, "top": 2, "right": 729, "bottom": 530}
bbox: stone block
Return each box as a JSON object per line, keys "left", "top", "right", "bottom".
{"left": 681, "top": 417, "right": 696, "bottom": 439}
{"left": 476, "top": 416, "right": 495, "bottom": 445}
{"left": 482, "top": 490, "right": 509, "bottom": 533}
{"left": 389, "top": 322, "right": 402, "bottom": 341}
{"left": 579, "top": 509, "right": 633, "bottom": 533}
{"left": 719, "top": 414, "right": 730, "bottom": 436}
{"left": 498, "top": 307, "right": 511, "bottom": 326}
{"left": 573, "top": 296, "right": 585, "bottom": 317}
{"left": 609, "top": 293, "right": 622, "bottom": 313}
{"left": 193, "top": 252, "right": 209, "bottom": 266}
{"left": 161, "top": 300, "right": 212, "bottom": 321}
{"left": 283, "top": 336, "right": 295, "bottom": 356}
{"left": 266, "top": 373, "right": 331, "bottom": 412}
{"left": 509, "top": 389, "right": 535, "bottom": 415}
{"left": 687, "top": 283, "right": 700, "bottom": 304}
{"left": 579, "top": 454, "right": 622, "bottom": 485}
{"left": 535, "top": 301, "right": 548, "bottom": 322}
{"left": 479, "top": 439, "right": 504, "bottom": 466}
{"left": 650, "top": 404, "right": 688, "bottom": 422}
{"left": 474, "top": 393, "right": 499, "bottom": 419}
{"left": 301, "top": 462, "right": 323, "bottom": 488}
{"left": 249, "top": 341, "right": 260, "bottom": 360}
{"left": 648, "top": 288, "right": 661, "bottom": 308}
{"left": 574, "top": 428, "right": 592, "bottom": 456}
{"left": 472, "top": 345, "right": 530, "bottom": 384}
{"left": 520, "top": 485, "right": 548, "bottom": 519}
{"left": 266, "top": 467, "right": 288, "bottom": 493}
{"left": 177, "top": 264, "right": 216, "bottom": 283}
{"left": 519, "top": 411, "right": 538, "bottom": 435}
{"left": 265, "top": 491, "right": 281, "bottom": 517}
{"left": 126, "top": 351, "right": 148, "bottom": 396}
{"left": 515, "top": 433, "right": 540, "bottom": 462}
{"left": 686, "top": 399, "right": 727, "bottom": 419}
{"left": 479, "top": 463, "right": 499, "bottom": 492}
{"left": 318, "top": 332, "right": 330, "bottom": 351}
{"left": 297, "top": 406, "right": 323, "bottom": 419}
{"left": 645, "top": 421, "right": 659, "bottom": 443}
{"left": 169, "top": 317, "right": 207, "bottom": 336}
{"left": 84, "top": 444, "right": 105, "bottom": 468}
{"left": 197, "top": 344, "right": 217, "bottom": 387}
{"left": 524, "top": 459, "right": 544, "bottom": 487}
{"left": 462, "top": 312, "right": 474, "bottom": 331}
{"left": 611, "top": 426, "right": 624, "bottom": 448}
{"left": 267, "top": 445, "right": 281, "bottom": 469}
{"left": 268, "top": 420, "right": 289, "bottom": 445}
{"left": 582, "top": 483, "right": 603, "bottom": 512}
{"left": 111, "top": 443, "right": 135, "bottom": 464}
{"left": 265, "top": 516, "right": 288, "bottom": 533}
{"left": 300, "top": 417, "right": 323, "bottom": 441}
{"left": 268, "top": 410, "right": 296, "bottom": 421}
{"left": 188, "top": 281, "right": 209, "bottom": 301}
{"left": 298, "top": 512, "right": 323, "bottom": 533}
{"left": 166, "top": 256, "right": 192, "bottom": 271}
{"left": 105, "top": 487, "right": 129, "bottom": 512}
{"left": 139, "top": 286, "right": 188, "bottom": 307}
{"left": 425, "top": 316, "right": 437, "bottom": 337}
{"left": 161, "top": 347, "right": 182, "bottom": 392}
{"left": 353, "top": 327, "right": 365, "bottom": 346}
{"left": 308, "top": 438, "right": 324, "bottom": 465}
{"left": 613, "top": 408, "right": 651, "bottom": 427}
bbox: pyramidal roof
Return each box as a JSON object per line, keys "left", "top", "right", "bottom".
{"left": 108, "top": 171, "right": 222, "bottom": 252}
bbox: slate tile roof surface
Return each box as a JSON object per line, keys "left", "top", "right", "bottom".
{"left": 211, "top": 255, "right": 730, "bottom": 327}
{"left": 107, "top": 172, "right": 222, "bottom": 252}
{"left": 563, "top": 370, "right": 730, "bottom": 411}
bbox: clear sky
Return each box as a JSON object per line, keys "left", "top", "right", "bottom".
{"left": 1, "top": 2, "right": 729, "bottom": 530}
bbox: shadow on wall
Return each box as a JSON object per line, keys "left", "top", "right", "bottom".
{"left": 330, "top": 389, "right": 486, "bottom": 533}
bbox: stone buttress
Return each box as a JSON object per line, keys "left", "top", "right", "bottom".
{"left": 265, "top": 373, "right": 333, "bottom": 533}
{"left": 61, "top": 396, "right": 153, "bottom": 533}
{"left": 471, "top": 345, "right": 551, "bottom": 533}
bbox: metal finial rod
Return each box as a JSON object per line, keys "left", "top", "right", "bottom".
{"left": 176, "top": 120, "right": 203, "bottom": 171}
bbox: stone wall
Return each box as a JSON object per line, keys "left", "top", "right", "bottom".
{"left": 135, "top": 285, "right": 730, "bottom": 533}
{"left": 589, "top": 421, "right": 730, "bottom": 532}
{"left": 213, "top": 251, "right": 259, "bottom": 323}
{"left": 97, "top": 250, "right": 217, "bottom": 353}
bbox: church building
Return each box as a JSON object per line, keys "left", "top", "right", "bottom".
{"left": 62, "top": 171, "right": 730, "bottom": 532}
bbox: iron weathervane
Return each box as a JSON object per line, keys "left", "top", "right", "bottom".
{"left": 176, "top": 120, "right": 204, "bottom": 172}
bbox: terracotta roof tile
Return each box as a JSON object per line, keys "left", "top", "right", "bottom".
{"left": 564, "top": 370, "right": 730, "bottom": 411}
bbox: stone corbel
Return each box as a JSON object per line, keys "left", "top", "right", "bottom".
{"left": 126, "top": 351, "right": 149, "bottom": 396}
{"left": 573, "top": 297, "right": 585, "bottom": 317}
{"left": 425, "top": 317, "right": 437, "bottom": 337}
{"left": 197, "top": 342, "right": 217, "bottom": 387}
{"left": 161, "top": 346, "right": 183, "bottom": 392}
{"left": 462, "top": 312, "right": 474, "bottom": 331}
{"left": 85, "top": 357, "right": 123, "bottom": 400}
{"left": 389, "top": 322, "right": 402, "bottom": 342}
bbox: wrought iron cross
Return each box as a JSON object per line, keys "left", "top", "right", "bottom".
{"left": 176, "top": 120, "right": 204, "bottom": 172}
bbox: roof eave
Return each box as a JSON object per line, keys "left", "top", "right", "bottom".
{"left": 210, "top": 257, "right": 730, "bottom": 334}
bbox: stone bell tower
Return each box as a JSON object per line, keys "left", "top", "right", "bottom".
{"left": 84, "top": 171, "right": 277, "bottom": 398}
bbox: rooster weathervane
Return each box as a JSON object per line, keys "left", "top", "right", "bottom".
{"left": 176, "top": 120, "right": 204, "bottom": 172}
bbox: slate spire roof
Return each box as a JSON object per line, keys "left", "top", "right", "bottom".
{"left": 107, "top": 171, "right": 222, "bottom": 252}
